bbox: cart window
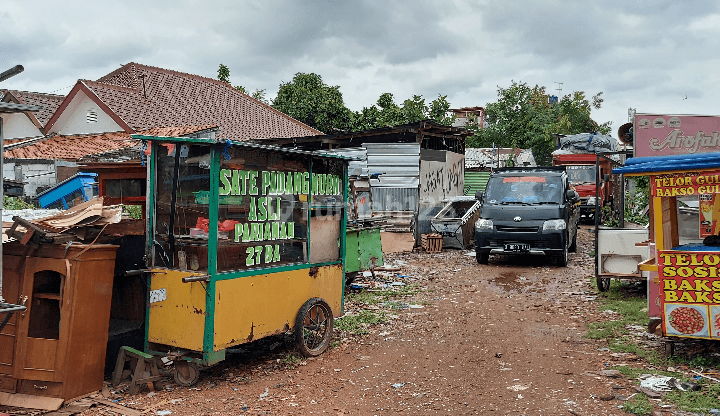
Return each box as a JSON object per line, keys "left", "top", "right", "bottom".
{"left": 309, "top": 157, "right": 344, "bottom": 263}
{"left": 677, "top": 195, "right": 703, "bottom": 244}
{"left": 216, "top": 147, "right": 311, "bottom": 272}
{"left": 153, "top": 143, "right": 211, "bottom": 271}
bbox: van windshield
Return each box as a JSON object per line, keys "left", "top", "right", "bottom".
{"left": 485, "top": 175, "right": 563, "bottom": 204}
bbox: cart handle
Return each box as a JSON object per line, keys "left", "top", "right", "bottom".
{"left": 182, "top": 275, "right": 211, "bottom": 283}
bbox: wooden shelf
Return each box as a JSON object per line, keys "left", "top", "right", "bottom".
{"left": 638, "top": 257, "right": 657, "bottom": 272}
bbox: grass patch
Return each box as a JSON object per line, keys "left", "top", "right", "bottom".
{"left": 335, "top": 310, "right": 387, "bottom": 335}
{"left": 622, "top": 393, "right": 653, "bottom": 415}
{"left": 280, "top": 354, "right": 303, "bottom": 367}
{"left": 585, "top": 279, "right": 648, "bottom": 347}
{"left": 665, "top": 380, "right": 720, "bottom": 414}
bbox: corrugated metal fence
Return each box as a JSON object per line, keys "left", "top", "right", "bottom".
{"left": 464, "top": 171, "right": 491, "bottom": 196}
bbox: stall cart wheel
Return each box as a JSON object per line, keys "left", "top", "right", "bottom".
{"left": 596, "top": 277, "right": 611, "bottom": 292}
{"left": 663, "top": 341, "right": 675, "bottom": 357}
{"left": 174, "top": 360, "right": 200, "bottom": 387}
{"left": 295, "top": 298, "right": 334, "bottom": 357}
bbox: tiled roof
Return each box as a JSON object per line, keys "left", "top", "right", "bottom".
{"left": 4, "top": 125, "right": 215, "bottom": 162}
{"left": 85, "top": 63, "right": 320, "bottom": 140}
{"left": 1, "top": 90, "right": 65, "bottom": 126}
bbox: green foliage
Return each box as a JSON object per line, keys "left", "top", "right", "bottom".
{"left": 272, "top": 72, "right": 353, "bottom": 134}
{"left": 603, "top": 176, "right": 650, "bottom": 227}
{"left": 334, "top": 310, "right": 387, "bottom": 334}
{"left": 349, "top": 93, "right": 455, "bottom": 130}
{"left": 622, "top": 393, "right": 653, "bottom": 415}
{"left": 3, "top": 196, "right": 34, "bottom": 210}
{"left": 217, "top": 64, "right": 269, "bottom": 104}
{"left": 665, "top": 380, "right": 720, "bottom": 414}
{"left": 466, "top": 81, "right": 611, "bottom": 165}
{"left": 280, "top": 353, "right": 303, "bottom": 367}
{"left": 123, "top": 205, "right": 143, "bottom": 219}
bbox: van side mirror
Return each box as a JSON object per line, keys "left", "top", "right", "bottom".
{"left": 475, "top": 190, "right": 484, "bottom": 201}
{"left": 565, "top": 189, "right": 578, "bottom": 201}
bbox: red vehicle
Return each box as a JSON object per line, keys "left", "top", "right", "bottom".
{"left": 552, "top": 154, "right": 613, "bottom": 220}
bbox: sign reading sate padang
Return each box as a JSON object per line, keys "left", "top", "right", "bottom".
{"left": 651, "top": 171, "right": 720, "bottom": 197}
{"left": 658, "top": 251, "right": 720, "bottom": 339}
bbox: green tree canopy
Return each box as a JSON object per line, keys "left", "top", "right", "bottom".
{"left": 272, "top": 73, "right": 353, "bottom": 134}
{"left": 217, "top": 64, "right": 269, "bottom": 104}
{"left": 467, "top": 81, "right": 611, "bottom": 165}
{"left": 349, "top": 93, "right": 455, "bottom": 131}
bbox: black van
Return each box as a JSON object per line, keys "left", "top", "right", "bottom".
{"left": 474, "top": 167, "right": 580, "bottom": 266}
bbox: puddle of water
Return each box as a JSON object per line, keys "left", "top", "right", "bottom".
{"left": 489, "top": 271, "right": 535, "bottom": 292}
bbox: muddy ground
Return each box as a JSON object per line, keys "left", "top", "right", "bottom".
{"left": 2, "top": 226, "right": 665, "bottom": 415}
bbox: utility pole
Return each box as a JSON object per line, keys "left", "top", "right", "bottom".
{"left": 555, "top": 82, "right": 563, "bottom": 97}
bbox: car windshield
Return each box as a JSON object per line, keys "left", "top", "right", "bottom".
{"left": 485, "top": 175, "right": 563, "bottom": 204}
{"left": 567, "top": 166, "right": 596, "bottom": 184}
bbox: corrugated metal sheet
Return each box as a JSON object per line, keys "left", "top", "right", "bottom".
{"left": 371, "top": 187, "right": 418, "bottom": 212}
{"left": 364, "top": 143, "right": 419, "bottom": 188}
{"left": 464, "top": 171, "right": 491, "bottom": 195}
{"left": 465, "top": 148, "right": 536, "bottom": 169}
{"left": 320, "top": 147, "right": 367, "bottom": 177}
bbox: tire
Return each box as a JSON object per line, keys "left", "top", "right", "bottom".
{"left": 555, "top": 247, "right": 568, "bottom": 267}
{"left": 294, "top": 298, "right": 334, "bottom": 357}
{"left": 596, "top": 276, "right": 611, "bottom": 292}
{"left": 173, "top": 360, "right": 200, "bottom": 387}
{"left": 476, "top": 251, "right": 489, "bottom": 264}
{"left": 569, "top": 228, "right": 578, "bottom": 253}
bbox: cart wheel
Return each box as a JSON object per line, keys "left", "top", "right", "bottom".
{"left": 663, "top": 341, "right": 675, "bottom": 357}
{"left": 476, "top": 251, "right": 489, "bottom": 264}
{"left": 294, "top": 298, "right": 334, "bottom": 357}
{"left": 596, "top": 277, "right": 611, "bottom": 292}
{"left": 174, "top": 360, "right": 200, "bottom": 387}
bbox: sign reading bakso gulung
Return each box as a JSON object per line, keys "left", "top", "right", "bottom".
{"left": 658, "top": 251, "right": 720, "bottom": 339}
{"left": 219, "top": 169, "right": 341, "bottom": 266}
{"left": 635, "top": 114, "right": 720, "bottom": 158}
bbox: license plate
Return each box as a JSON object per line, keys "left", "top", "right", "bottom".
{"left": 504, "top": 243, "right": 529, "bottom": 252}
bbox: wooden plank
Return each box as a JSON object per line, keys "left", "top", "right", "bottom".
{"left": 0, "top": 391, "right": 64, "bottom": 410}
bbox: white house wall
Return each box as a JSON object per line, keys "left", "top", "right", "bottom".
{"left": 4, "top": 159, "right": 57, "bottom": 198}
{"left": 48, "top": 90, "right": 124, "bottom": 136}
{"left": 0, "top": 113, "right": 42, "bottom": 140}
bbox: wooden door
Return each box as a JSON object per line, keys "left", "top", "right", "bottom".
{"left": 0, "top": 255, "right": 25, "bottom": 392}
{"left": 13, "top": 258, "right": 71, "bottom": 383}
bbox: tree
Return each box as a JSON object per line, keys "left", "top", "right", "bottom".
{"left": 216, "top": 64, "right": 269, "bottom": 104}
{"left": 272, "top": 73, "right": 353, "bottom": 133}
{"left": 467, "top": 81, "right": 611, "bottom": 165}
{"left": 348, "top": 93, "right": 455, "bottom": 131}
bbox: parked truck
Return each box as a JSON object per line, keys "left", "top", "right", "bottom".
{"left": 552, "top": 153, "right": 613, "bottom": 221}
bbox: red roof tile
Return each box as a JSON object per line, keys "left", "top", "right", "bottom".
{"left": 4, "top": 125, "right": 215, "bottom": 161}
{"left": 86, "top": 63, "right": 320, "bottom": 140}
{"left": 1, "top": 90, "right": 65, "bottom": 126}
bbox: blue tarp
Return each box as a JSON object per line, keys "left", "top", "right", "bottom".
{"left": 613, "top": 152, "right": 720, "bottom": 175}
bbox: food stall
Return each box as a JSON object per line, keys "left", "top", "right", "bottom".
{"left": 133, "top": 133, "right": 350, "bottom": 385}
{"left": 615, "top": 152, "right": 720, "bottom": 353}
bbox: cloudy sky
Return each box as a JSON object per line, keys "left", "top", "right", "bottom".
{"left": 2, "top": 0, "right": 718, "bottom": 135}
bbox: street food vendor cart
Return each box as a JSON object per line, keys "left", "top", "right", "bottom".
{"left": 133, "top": 133, "right": 349, "bottom": 385}
{"left": 615, "top": 152, "right": 720, "bottom": 354}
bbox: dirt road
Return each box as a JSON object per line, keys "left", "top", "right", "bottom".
{"left": 62, "top": 226, "right": 637, "bottom": 415}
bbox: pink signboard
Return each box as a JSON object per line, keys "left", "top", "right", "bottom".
{"left": 635, "top": 114, "right": 720, "bottom": 158}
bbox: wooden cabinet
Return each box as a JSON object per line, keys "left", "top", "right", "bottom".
{"left": 0, "top": 242, "right": 118, "bottom": 401}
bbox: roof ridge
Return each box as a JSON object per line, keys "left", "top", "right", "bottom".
{"left": 1, "top": 89, "right": 66, "bottom": 99}
{"left": 83, "top": 79, "right": 141, "bottom": 94}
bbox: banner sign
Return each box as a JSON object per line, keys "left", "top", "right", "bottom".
{"left": 635, "top": 114, "right": 720, "bottom": 158}
{"left": 658, "top": 251, "right": 720, "bottom": 339}
{"left": 651, "top": 171, "right": 720, "bottom": 197}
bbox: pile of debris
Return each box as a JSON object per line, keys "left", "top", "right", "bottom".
{"left": 4, "top": 197, "right": 125, "bottom": 245}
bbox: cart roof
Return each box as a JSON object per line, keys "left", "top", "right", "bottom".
{"left": 131, "top": 134, "right": 358, "bottom": 161}
{"left": 613, "top": 152, "right": 720, "bottom": 175}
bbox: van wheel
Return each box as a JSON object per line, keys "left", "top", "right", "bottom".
{"left": 569, "top": 229, "right": 578, "bottom": 253}
{"left": 476, "top": 251, "right": 489, "bottom": 264}
{"left": 555, "top": 247, "right": 568, "bottom": 267}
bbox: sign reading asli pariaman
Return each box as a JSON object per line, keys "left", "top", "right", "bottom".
{"left": 635, "top": 114, "right": 720, "bottom": 158}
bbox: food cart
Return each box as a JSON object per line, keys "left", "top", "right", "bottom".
{"left": 615, "top": 152, "right": 720, "bottom": 354}
{"left": 134, "top": 133, "right": 350, "bottom": 385}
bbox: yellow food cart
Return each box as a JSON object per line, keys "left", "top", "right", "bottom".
{"left": 134, "top": 132, "right": 349, "bottom": 385}
{"left": 615, "top": 152, "right": 720, "bottom": 354}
